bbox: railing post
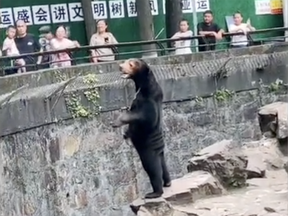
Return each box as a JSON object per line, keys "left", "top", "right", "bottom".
{"left": 192, "top": 0, "right": 199, "bottom": 52}
{"left": 284, "top": 0, "right": 288, "bottom": 42}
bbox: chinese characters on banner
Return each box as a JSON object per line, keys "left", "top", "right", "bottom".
{"left": 32, "top": 5, "right": 51, "bottom": 25}
{"left": 182, "top": 0, "right": 193, "bottom": 13}
{"left": 68, "top": 3, "right": 84, "bottom": 21}
{"left": 0, "top": 8, "right": 14, "bottom": 28}
{"left": 13, "top": 7, "right": 33, "bottom": 25}
{"left": 255, "top": 0, "right": 283, "bottom": 15}
{"left": 50, "top": 4, "right": 69, "bottom": 23}
{"left": 126, "top": 0, "right": 159, "bottom": 17}
{"left": 163, "top": 0, "right": 210, "bottom": 14}
{"left": 0, "top": 0, "right": 212, "bottom": 29}
{"left": 195, "top": 0, "right": 210, "bottom": 12}
{"left": 91, "top": 1, "right": 108, "bottom": 19}
{"left": 109, "top": 0, "right": 125, "bottom": 18}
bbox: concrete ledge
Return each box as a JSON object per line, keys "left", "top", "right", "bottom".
{"left": 0, "top": 62, "right": 287, "bottom": 137}
{"left": 1, "top": 42, "right": 288, "bottom": 95}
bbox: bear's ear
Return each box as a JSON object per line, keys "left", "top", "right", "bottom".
{"left": 129, "top": 61, "right": 134, "bottom": 68}
{"left": 129, "top": 60, "right": 140, "bottom": 72}
{"left": 134, "top": 60, "right": 142, "bottom": 71}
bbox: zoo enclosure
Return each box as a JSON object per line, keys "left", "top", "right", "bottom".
{"left": 0, "top": 26, "right": 287, "bottom": 76}
{"left": 0, "top": 0, "right": 284, "bottom": 59}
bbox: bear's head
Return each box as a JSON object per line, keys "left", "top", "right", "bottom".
{"left": 119, "top": 58, "right": 150, "bottom": 80}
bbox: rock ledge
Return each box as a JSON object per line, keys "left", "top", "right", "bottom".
{"left": 130, "top": 171, "right": 224, "bottom": 215}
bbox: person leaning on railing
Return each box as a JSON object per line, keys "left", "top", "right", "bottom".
{"left": 197, "top": 10, "right": 224, "bottom": 52}
{"left": 14, "top": 20, "right": 42, "bottom": 72}
{"left": 89, "top": 20, "right": 118, "bottom": 63}
{"left": 229, "top": 11, "right": 256, "bottom": 48}
{"left": 50, "top": 25, "right": 80, "bottom": 68}
{"left": 171, "top": 19, "right": 193, "bottom": 55}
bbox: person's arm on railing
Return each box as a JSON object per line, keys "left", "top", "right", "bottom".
{"left": 229, "top": 24, "right": 255, "bottom": 36}
{"left": 215, "top": 24, "right": 224, "bottom": 40}
{"left": 197, "top": 23, "right": 214, "bottom": 36}
{"left": 229, "top": 25, "right": 245, "bottom": 33}
{"left": 50, "top": 38, "right": 79, "bottom": 50}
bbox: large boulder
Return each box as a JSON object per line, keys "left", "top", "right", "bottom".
{"left": 258, "top": 102, "right": 288, "bottom": 140}
{"left": 242, "top": 138, "right": 285, "bottom": 177}
{"left": 130, "top": 171, "right": 224, "bottom": 215}
{"left": 162, "top": 171, "right": 225, "bottom": 205}
{"left": 244, "top": 152, "right": 266, "bottom": 178}
{"left": 187, "top": 140, "right": 248, "bottom": 188}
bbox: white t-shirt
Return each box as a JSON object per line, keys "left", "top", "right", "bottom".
{"left": 229, "top": 23, "right": 250, "bottom": 46}
{"left": 2, "top": 37, "right": 20, "bottom": 56}
{"left": 172, "top": 30, "right": 193, "bottom": 55}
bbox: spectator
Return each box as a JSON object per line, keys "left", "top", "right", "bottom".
{"left": 229, "top": 12, "right": 256, "bottom": 48}
{"left": 2, "top": 25, "right": 26, "bottom": 73}
{"left": 50, "top": 25, "right": 80, "bottom": 68}
{"left": 14, "top": 20, "right": 42, "bottom": 72}
{"left": 171, "top": 19, "right": 193, "bottom": 55}
{"left": 197, "top": 10, "right": 224, "bottom": 52}
{"left": 38, "top": 25, "right": 54, "bottom": 69}
{"left": 89, "top": 20, "right": 118, "bottom": 63}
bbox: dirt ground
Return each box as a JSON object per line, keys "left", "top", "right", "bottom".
{"left": 175, "top": 169, "right": 287, "bottom": 216}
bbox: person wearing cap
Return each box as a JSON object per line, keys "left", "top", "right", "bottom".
{"left": 38, "top": 25, "right": 54, "bottom": 68}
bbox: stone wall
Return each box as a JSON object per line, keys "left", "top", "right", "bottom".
{"left": 0, "top": 45, "right": 288, "bottom": 216}
{"left": 0, "top": 89, "right": 286, "bottom": 216}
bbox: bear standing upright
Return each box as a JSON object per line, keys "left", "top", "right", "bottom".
{"left": 112, "top": 58, "right": 171, "bottom": 199}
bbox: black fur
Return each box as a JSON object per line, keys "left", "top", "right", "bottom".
{"left": 113, "top": 59, "right": 171, "bottom": 199}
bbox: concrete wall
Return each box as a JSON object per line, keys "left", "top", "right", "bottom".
{"left": 0, "top": 89, "right": 286, "bottom": 216}
{"left": 0, "top": 44, "right": 288, "bottom": 216}
{"left": 1, "top": 43, "right": 288, "bottom": 137}
{"left": 1, "top": 42, "right": 288, "bottom": 95}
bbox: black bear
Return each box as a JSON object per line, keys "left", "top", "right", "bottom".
{"left": 112, "top": 58, "right": 171, "bottom": 199}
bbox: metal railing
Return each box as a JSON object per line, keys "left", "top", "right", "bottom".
{"left": 0, "top": 26, "right": 287, "bottom": 76}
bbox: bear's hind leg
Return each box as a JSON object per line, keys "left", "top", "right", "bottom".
{"left": 138, "top": 149, "right": 163, "bottom": 199}
{"left": 160, "top": 151, "right": 171, "bottom": 187}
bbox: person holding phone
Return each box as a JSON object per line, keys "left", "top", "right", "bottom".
{"left": 89, "top": 20, "right": 118, "bottom": 63}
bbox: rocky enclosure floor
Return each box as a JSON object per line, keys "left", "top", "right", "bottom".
{"left": 174, "top": 170, "right": 287, "bottom": 216}
{"left": 131, "top": 102, "right": 288, "bottom": 216}
{"left": 132, "top": 143, "right": 288, "bottom": 216}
